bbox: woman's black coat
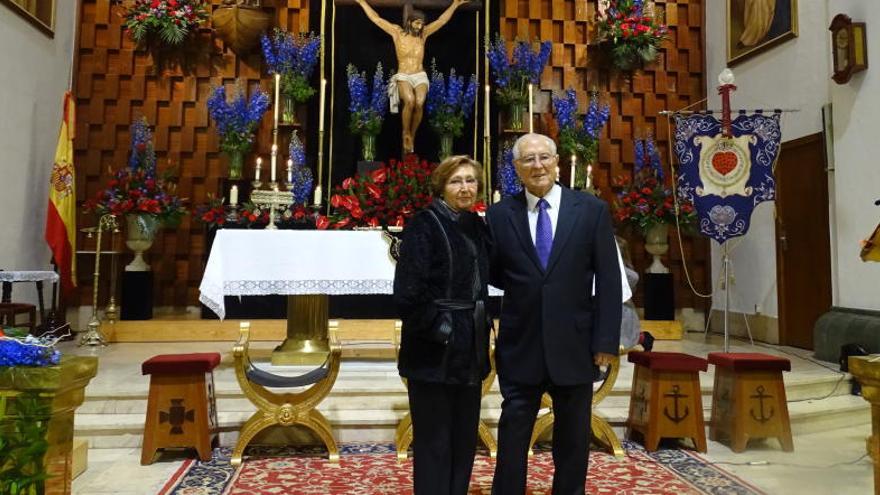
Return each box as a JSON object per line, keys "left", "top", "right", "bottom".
{"left": 393, "top": 200, "right": 491, "bottom": 385}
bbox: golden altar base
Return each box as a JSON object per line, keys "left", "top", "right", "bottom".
{"left": 0, "top": 356, "right": 99, "bottom": 495}
{"left": 849, "top": 355, "right": 880, "bottom": 495}
{"left": 271, "top": 295, "right": 332, "bottom": 366}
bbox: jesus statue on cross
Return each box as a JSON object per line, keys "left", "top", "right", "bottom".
{"left": 353, "top": 0, "right": 470, "bottom": 154}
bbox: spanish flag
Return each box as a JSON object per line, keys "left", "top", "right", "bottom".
{"left": 45, "top": 92, "right": 77, "bottom": 294}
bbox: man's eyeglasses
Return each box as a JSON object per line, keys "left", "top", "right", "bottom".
{"left": 516, "top": 153, "right": 557, "bottom": 167}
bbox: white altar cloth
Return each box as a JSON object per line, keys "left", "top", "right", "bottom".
{"left": 199, "top": 230, "right": 399, "bottom": 320}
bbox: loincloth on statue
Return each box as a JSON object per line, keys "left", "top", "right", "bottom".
{"left": 387, "top": 72, "right": 429, "bottom": 114}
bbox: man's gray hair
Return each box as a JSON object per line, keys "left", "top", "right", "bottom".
{"left": 511, "top": 133, "right": 557, "bottom": 160}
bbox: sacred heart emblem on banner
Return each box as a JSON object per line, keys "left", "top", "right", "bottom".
{"left": 673, "top": 112, "right": 781, "bottom": 244}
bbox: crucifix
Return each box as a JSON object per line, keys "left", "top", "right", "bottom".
{"left": 339, "top": 0, "right": 474, "bottom": 154}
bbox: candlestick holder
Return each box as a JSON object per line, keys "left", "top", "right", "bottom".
{"left": 80, "top": 213, "right": 119, "bottom": 347}
{"left": 225, "top": 204, "right": 240, "bottom": 223}
{"left": 251, "top": 187, "right": 294, "bottom": 230}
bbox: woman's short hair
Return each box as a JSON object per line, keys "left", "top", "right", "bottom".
{"left": 430, "top": 155, "right": 484, "bottom": 197}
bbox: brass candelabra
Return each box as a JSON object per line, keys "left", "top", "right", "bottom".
{"left": 80, "top": 213, "right": 119, "bottom": 346}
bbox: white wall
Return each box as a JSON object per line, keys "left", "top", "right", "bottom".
{"left": 827, "top": 1, "right": 880, "bottom": 311}
{"left": 704, "top": 0, "right": 832, "bottom": 317}
{"left": 0, "top": 2, "right": 78, "bottom": 306}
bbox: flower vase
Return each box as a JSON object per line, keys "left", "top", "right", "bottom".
{"left": 439, "top": 134, "right": 454, "bottom": 160}
{"left": 644, "top": 223, "right": 670, "bottom": 274}
{"left": 226, "top": 150, "right": 244, "bottom": 179}
{"left": 282, "top": 93, "right": 297, "bottom": 124}
{"left": 361, "top": 134, "right": 377, "bottom": 162}
{"left": 125, "top": 214, "right": 160, "bottom": 272}
{"left": 507, "top": 103, "right": 526, "bottom": 130}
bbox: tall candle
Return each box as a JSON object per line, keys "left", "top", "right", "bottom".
{"left": 287, "top": 158, "right": 293, "bottom": 184}
{"left": 528, "top": 83, "right": 534, "bottom": 133}
{"left": 270, "top": 144, "right": 277, "bottom": 183}
{"left": 318, "top": 78, "right": 327, "bottom": 132}
{"left": 586, "top": 164, "right": 593, "bottom": 190}
{"left": 274, "top": 74, "right": 281, "bottom": 128}
{"left": 313, "top": 185, "right": 323, "bottom": 206}
{"left": 493, "top": 190, "right": 501, "bottom": 203}
{"left": 484, "top": 85, "right": 490, "bottom": 137}
{"left": 255, "top": 157, "right": 262, "bottom": 181}
{"left": 229, "top": 185, "right": 239, "bottom": 205}
{"left": 570, "top": 154, "right": 576, "bottom": 188}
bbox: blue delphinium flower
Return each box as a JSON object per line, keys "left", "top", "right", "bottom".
{"left": 643, "top": 134, "right": 664, "bottom": 181}
{"left": 128, "top": 117, "right": 156, "bottom": 174}
{"left": 0, "top": 337, "right": 60, "bottom": 367}
{"left": 207, "top": 84, "right": 270, "bottom": 154}
{"left": 553, "top": 88, "right": 610, "bottom": 172}
{"left": 487, "top": 33, "right": 552, "bottom": 105}
{"left": 634, "top": 137, "right": 646, "bottom": 173}
{"left": 426, "top": 63, "right": 478, "bottom": 138}
{"left": 261, "top": 29, "right": 322, "bottom": 102}
{"left": 347, "top": 63, "right": 385, "bottom": 136}
{"left": 497, "top": 144, "right": 522, "bottom": 196}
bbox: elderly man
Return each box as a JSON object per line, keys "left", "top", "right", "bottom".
{"left": 487, "top": 133, "right": 623, "bottom": 494}
{"left": 354, "top": 0, "right": 470, "bottom": 154}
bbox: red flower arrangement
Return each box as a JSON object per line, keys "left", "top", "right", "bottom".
{"left": 121, "top": 0, "right": 209, "bottom": 46}
{"left": 612, "top": 137, "right": 695, "bottom": 233}
{"left": 318, "top": 155, "right": 435, "bottom": 229}
{"left": 596, "top": 0, "right": 668, "bottom": 71}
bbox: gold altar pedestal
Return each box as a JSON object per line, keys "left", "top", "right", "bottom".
{"left": 272, "top": 295, "right": 331, "bottom": 366}
{"left": 529, "top": 350, "right": 624, "bottom": 458}
{"left": 849, "top": 355, "right": 880, "bottom": 495}
{"left": 0, "top": 356, "right": 99, "bottom": 495}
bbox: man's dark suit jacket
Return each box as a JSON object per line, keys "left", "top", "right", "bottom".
{"left": 487, "top": 186, "right": 622, "bottom": 386}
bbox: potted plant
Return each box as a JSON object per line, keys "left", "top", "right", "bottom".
{"left": 261, "top": 29, "right": 321, "bottom": 124}
{"left": 85, "top": 118, "right": 187, "bottom": 271}
{"left": 121, "top": 0, "right": 209, "bottom": 47}
{"left": 206, "top": 84, "right": 270, "bottom": 179}
{"left": 426, "top": 63, "right": 478, "bottom": 160}
{"left": 612, "top": 135, "right": 696, "bottom": 273}
{"left": 552, "top": 88, "right": 611, "bottom": 190}
{"left": 346, "top": 63, "right": 388, "bottom": 162}
{"left": 595, "top": 0, "right": 668, "bottom": 72}
{"left": 487, "top": 34, "right": 551, "bottom": 130}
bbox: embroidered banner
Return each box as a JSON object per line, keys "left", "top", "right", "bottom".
{"left": 673, "top": 112, "right": 781, "bottom": 244}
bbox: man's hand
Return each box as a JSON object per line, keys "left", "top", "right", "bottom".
{"left": 594, "top": 352, "right": 615, "bottom": 367}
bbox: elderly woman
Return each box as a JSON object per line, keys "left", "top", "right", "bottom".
{"left": 393, "top": 155, "right": 491, "bottom": 495}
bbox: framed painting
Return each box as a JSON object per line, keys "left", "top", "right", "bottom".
{"left": 727, "top": 0, "right": 798, "bottom": 66}
{"left": 1, "top": 0, "right": 55, "bottom": 37}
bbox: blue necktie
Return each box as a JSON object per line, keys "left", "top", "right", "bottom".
{"left": 535, "top": 198, "right": 552, "bottom": 269}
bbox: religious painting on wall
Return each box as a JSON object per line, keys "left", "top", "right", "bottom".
{"left": 1, "top": 0, "right": 55, "bottom": 36}
{"left": 727, "top": 0, "right": 798, "bottom": 66}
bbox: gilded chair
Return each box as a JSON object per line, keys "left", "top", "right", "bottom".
{"left": 231, "top": 321, "right": 342, "bottom": 465}
{"left": 528, "top": 346, "right": 627, "bottom": 458}
{"left": 393, "top": 321, "right": 498, "bottom": 461}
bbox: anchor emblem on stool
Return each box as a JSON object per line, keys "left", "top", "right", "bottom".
{"left": 663, "top": 385, "right": 690, "bottom": 423}
{"left": 750, "top": 385, "right": 775, "bottom": 423}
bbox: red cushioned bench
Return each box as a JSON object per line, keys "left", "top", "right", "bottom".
{"left": 707, "top": 352, "right": 794, "bottom": 453}
{"left": 626, "top": 351, "right": 709, "bottom": 452}
{"left": 140, "top": 353, "right": 221, "bottom": 465}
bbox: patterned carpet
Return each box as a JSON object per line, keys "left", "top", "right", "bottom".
{"left": 157, "top": 442, "right": 764, "bottom": 495}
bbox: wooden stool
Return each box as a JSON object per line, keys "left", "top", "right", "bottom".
{"left": 141, "top": 353, "right": 221, "bottom": 465}
{"left": 0, "top": 302, "right": 37, "bottom": 332}
{"left": 708, "top": 352, "right": 794, "bottom": 453}
{"left": 626, "top": 351, "right": 708, "bottom": 452}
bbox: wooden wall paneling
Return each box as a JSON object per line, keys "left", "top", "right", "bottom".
{"left": 73, "top": 0, "right": 311, "bottom": 307}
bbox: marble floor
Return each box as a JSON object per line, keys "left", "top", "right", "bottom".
{"left": 67, "top": 332, "right": 876, "bottom": 494}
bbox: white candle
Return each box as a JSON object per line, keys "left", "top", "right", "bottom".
{"left": 314, "top": 185, "right": 323, "bottom": 206}
{"left": 586, "top": 164, "right": 593, "bottom": 190}
{"left": 484, "top": 85, "right": 490, "bottom": 137}
{"left": 570, "top": 154, "right": 576, "bottom": 188}
{"left": 229, "top": 185, "right": 239, "bottom": 205}
{"left": 528, "top": 83, "right": 534, "bottom": 133}
{"left": 270, "top": 144, "right": 277, "bottom": 182}
{"left": 318, "top": 78, "right": 327, "bottom": 132}
{"left": 493, "top": 190, "right": 501, "bottom": 203}
{"left": 255, "top": 157, "right": 262, "bottom": 181}
{"left": 274, "top": 73, "right": 281, "bottom": 128}
{"left": 287, "top": 158, "right": 293, "bottom": 184}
